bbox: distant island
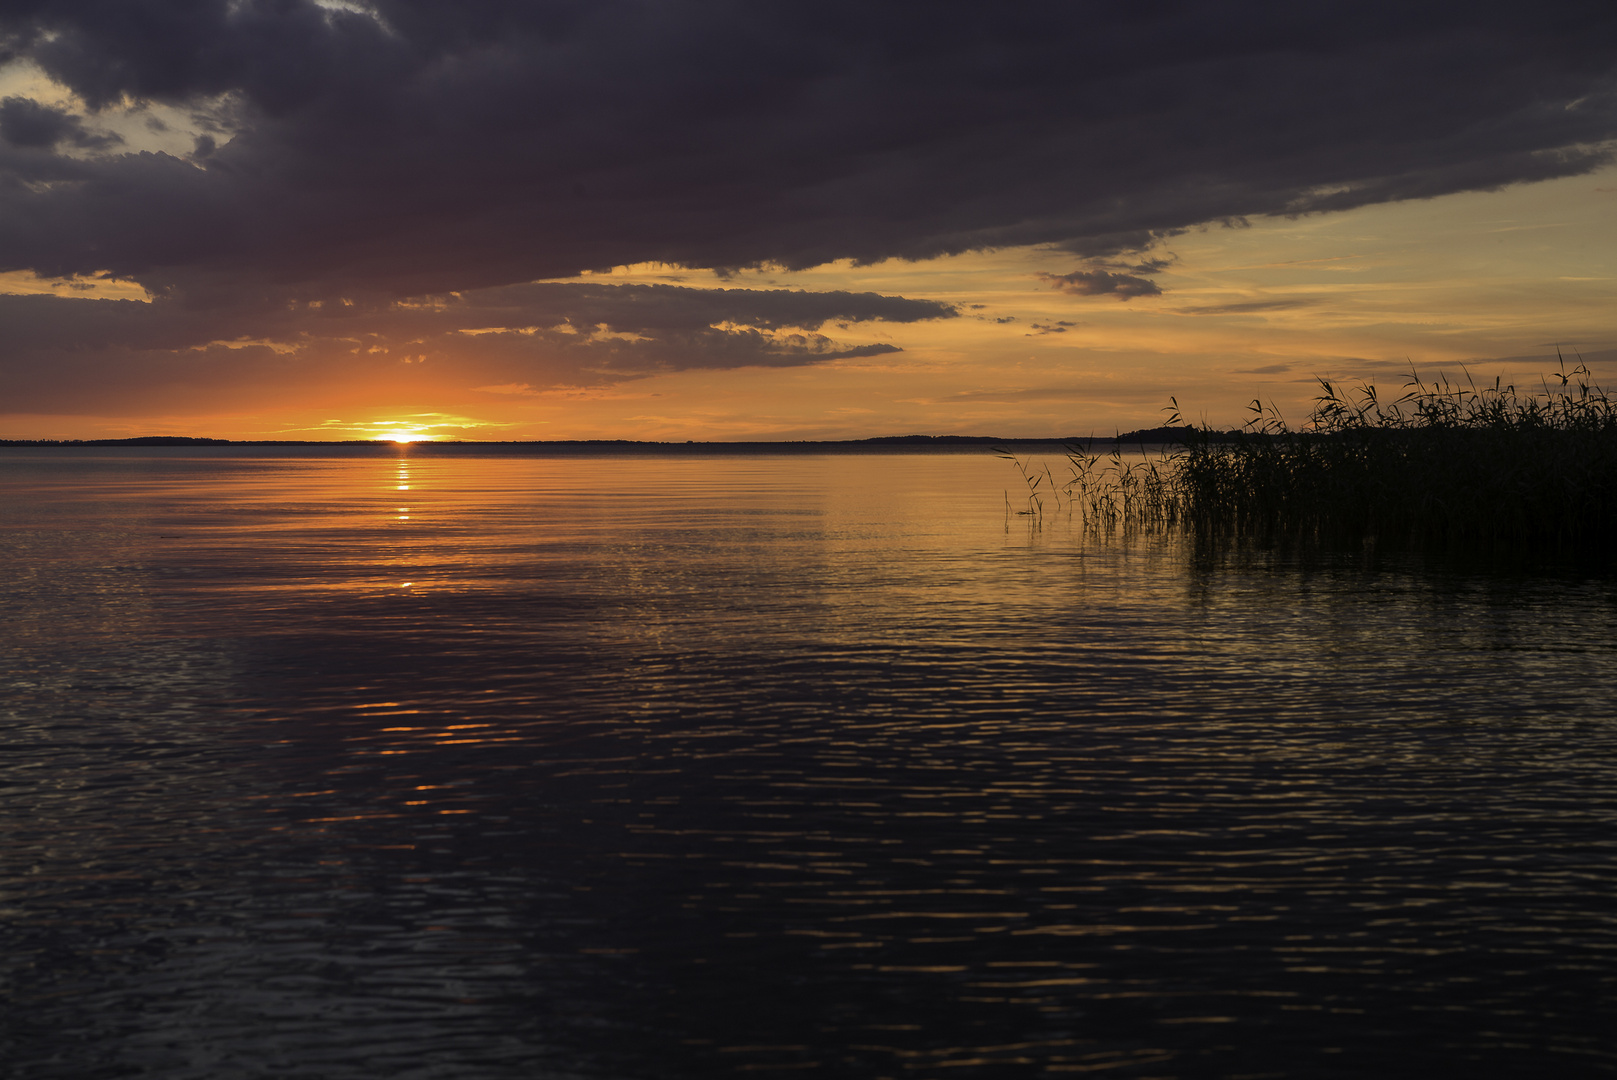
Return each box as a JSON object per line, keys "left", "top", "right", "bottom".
{"left": 0, "top": 428, "right": 1224, "bottom": 451}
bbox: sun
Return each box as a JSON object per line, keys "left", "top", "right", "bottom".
{"left": 365, "top": 416, "right": 463, "bottom": 443}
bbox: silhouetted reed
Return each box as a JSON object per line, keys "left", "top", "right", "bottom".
{"left": 998, "top": 440, "right": 1180, "bottom": 532}
{"left": 1004, "top": 355, "right": 1617, "bottom": 559}
{"left": 1172, "top": 357, "right": 1617, "bottom": 558}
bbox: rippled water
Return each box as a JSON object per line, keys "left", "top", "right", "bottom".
{"left": 4, "top": 447, "right": 1617, "bottom": 1078}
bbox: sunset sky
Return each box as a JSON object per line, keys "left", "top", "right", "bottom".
{"left": 2, "top": 1, "right": 1614, "bottom": 441}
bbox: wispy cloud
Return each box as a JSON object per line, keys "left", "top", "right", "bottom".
{"left": 1176, "top": 300, "right": 1315, "bottom": 316}
{"left": 1040, "top": 270, "right": 1162, "bottom": 300}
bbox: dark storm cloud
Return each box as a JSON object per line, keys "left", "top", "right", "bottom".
{"left": 0, "top": 95, "right": 120, "bottom": 149}
{"left": 0, "top": 0, "right": 1613, "bottom": 300}
{"left": 0, "top": 282, "right": 946, "bottom": 412}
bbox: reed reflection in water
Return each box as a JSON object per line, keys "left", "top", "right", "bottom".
{"left": 3, "top": 447, "right": 1617, "bottom": 1078}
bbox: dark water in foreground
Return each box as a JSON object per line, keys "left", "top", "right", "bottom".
{"left": 4, "top": 448, "right": 1617, "bottom": 1078}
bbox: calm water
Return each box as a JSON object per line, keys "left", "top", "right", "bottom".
{"left": 4, "top": 448, "right": 1617, "bottom": 1078}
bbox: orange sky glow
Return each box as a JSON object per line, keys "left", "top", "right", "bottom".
{"left": 6, "top": 165, "right": 1610, "bottom": 443}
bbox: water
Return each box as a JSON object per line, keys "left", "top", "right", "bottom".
{"left": 4, "top": 447, "right": 1617, "bottom": 1078}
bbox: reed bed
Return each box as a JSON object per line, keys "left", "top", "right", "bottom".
{"left": 1002, "top": 357, "right": 1617, "bottom": 560}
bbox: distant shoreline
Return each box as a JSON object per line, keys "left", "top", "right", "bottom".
{"left": 0, "top": 429, "right": 1211, "bottom": 453}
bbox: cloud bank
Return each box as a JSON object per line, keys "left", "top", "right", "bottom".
{"left": 0, "top": 283, "right": 952, "bottom": 413}
{"left": 3, "top": 0, "right": 1611, "bottom": 296}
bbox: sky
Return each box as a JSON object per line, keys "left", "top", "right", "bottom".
{"left": 1, "top": 1, "right": 1615, "bottom": 441}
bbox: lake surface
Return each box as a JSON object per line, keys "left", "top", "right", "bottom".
{"left": 4, "top": 447, "right": 1617, "bottom": 1078}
